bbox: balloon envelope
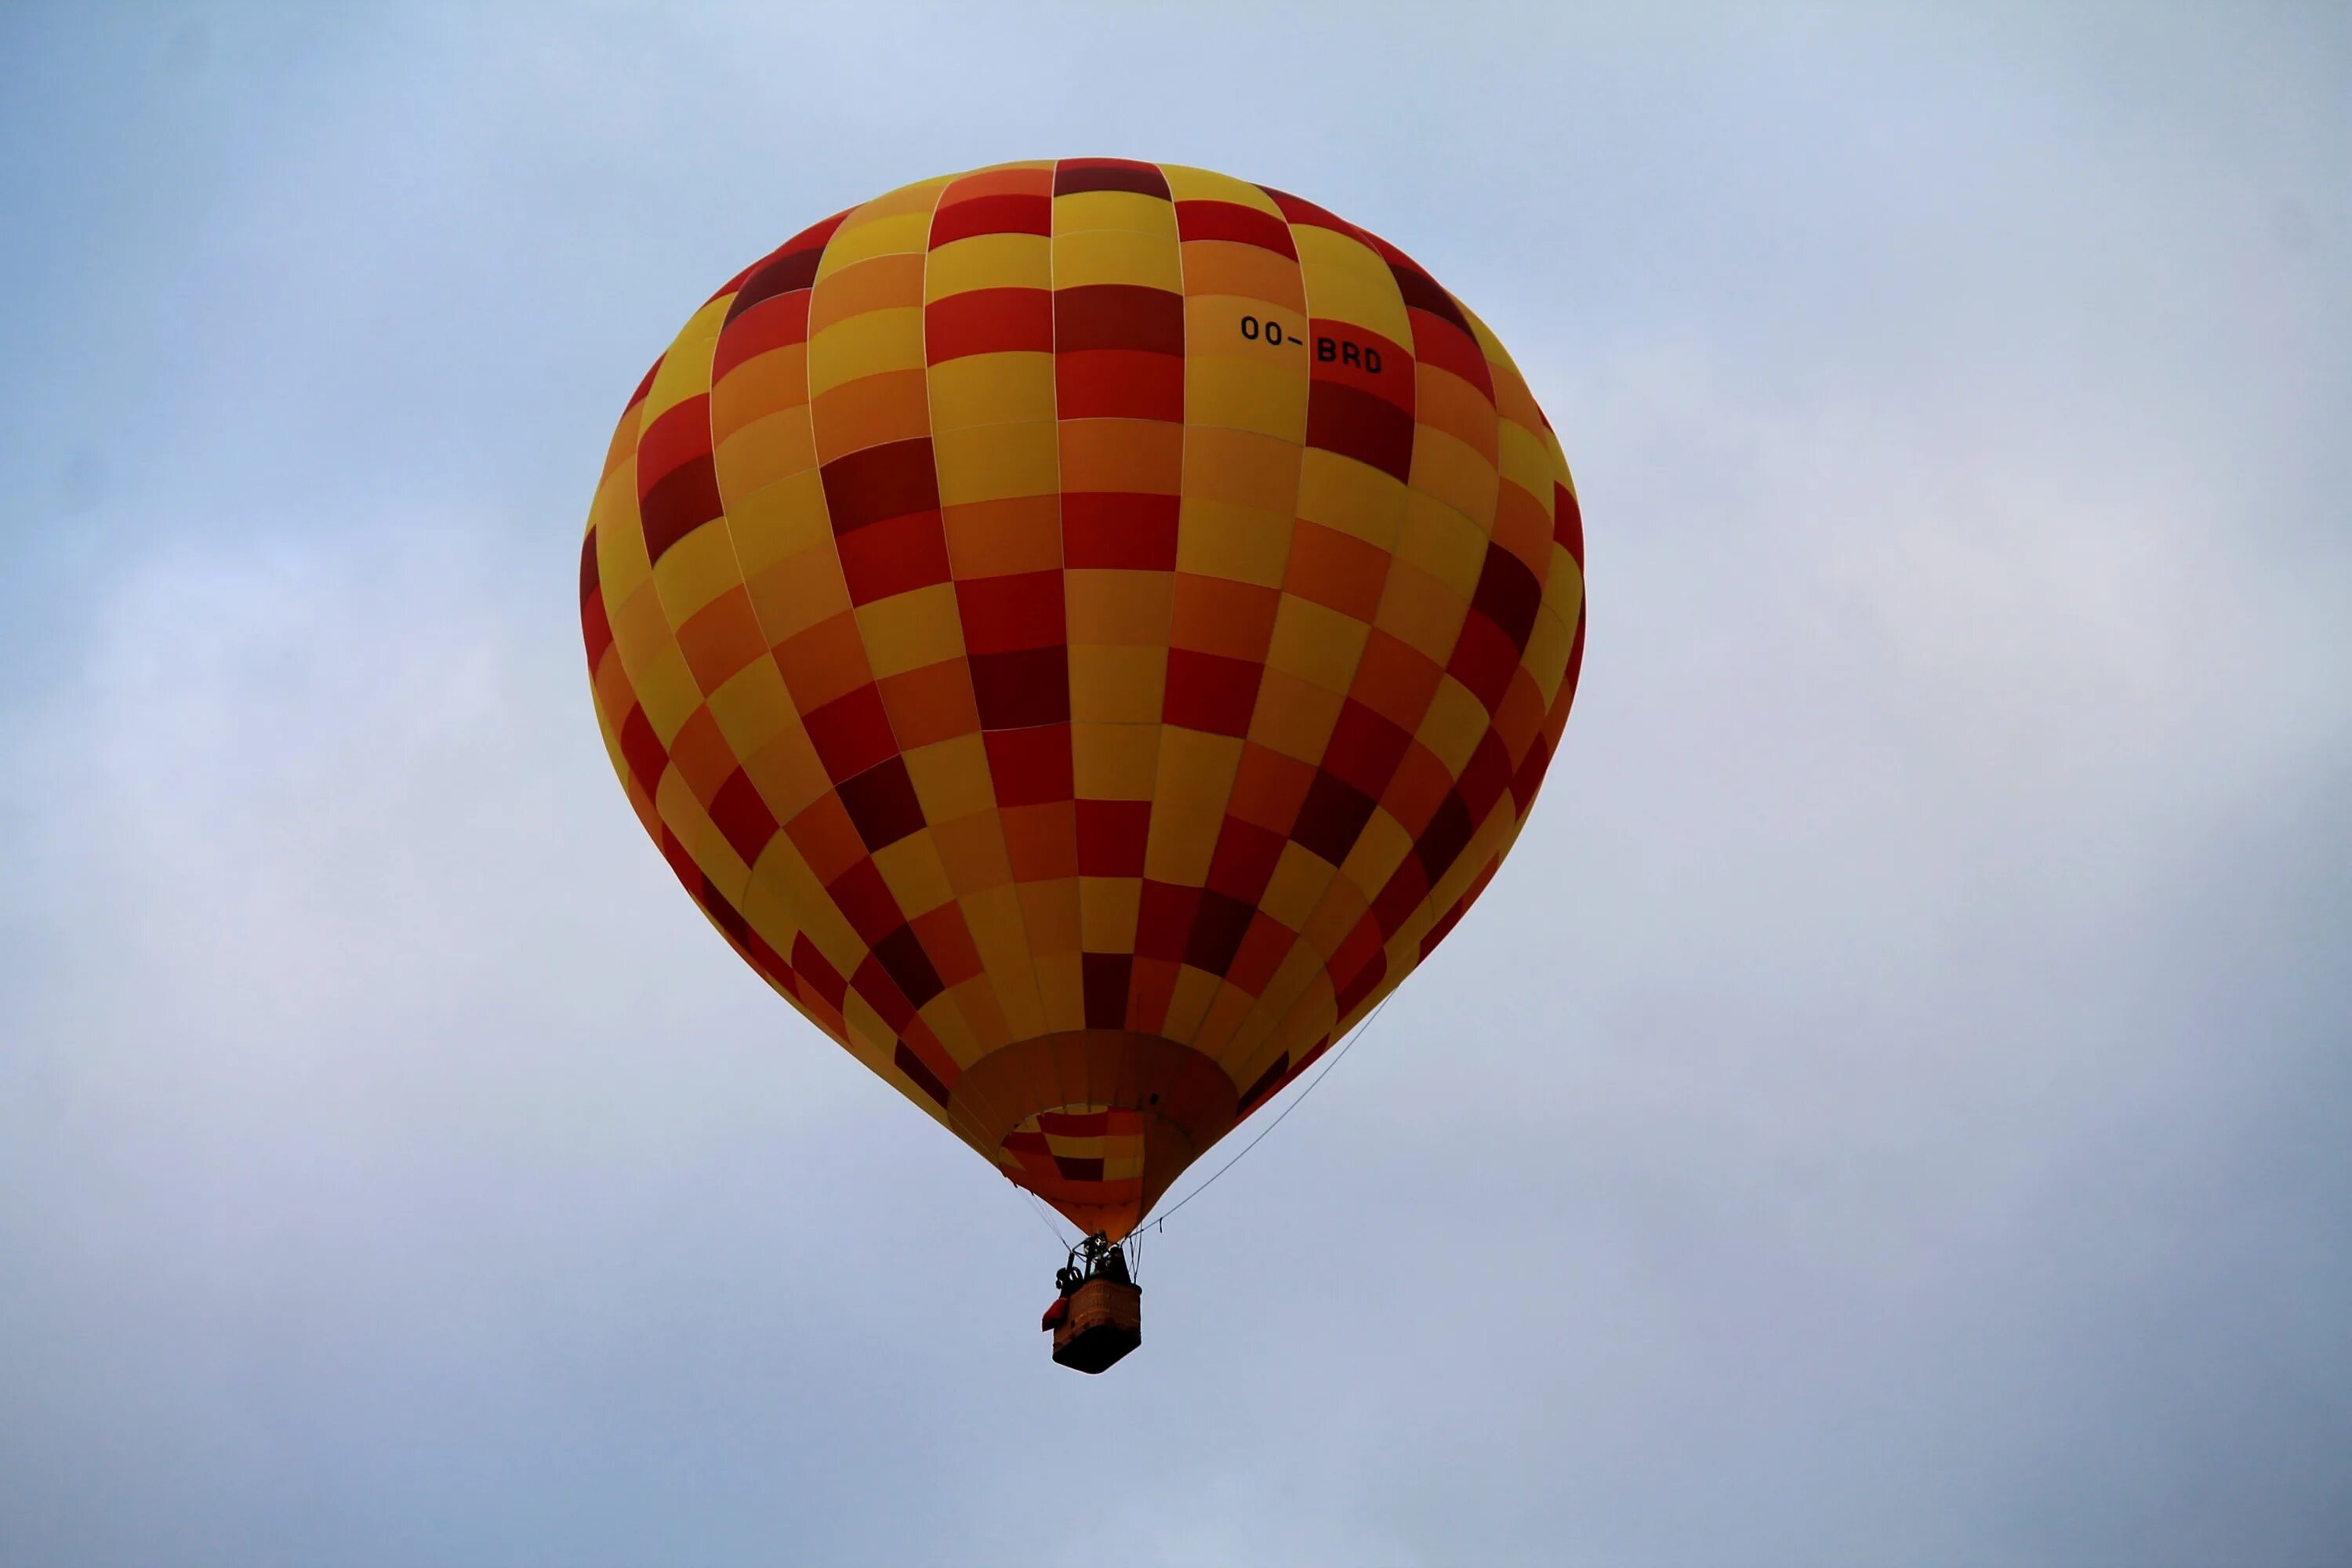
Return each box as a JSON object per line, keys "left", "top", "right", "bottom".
{"left": 581, "top": 161, "right": 1584, "bottom": 1240}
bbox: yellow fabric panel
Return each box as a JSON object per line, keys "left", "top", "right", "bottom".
{"left": 1375, "top": 558, "right": 1474, "bottom": 667}
{"left": 1263, "top": 595, "right": 1370, "bottom": 694}
{"left": 1523, "top": 603, "right": 1578, "bottom": 706}
{"left": 705, "top": 656, "right": 795, "bottom": 761}
{"left": 589, "top": 483, "right": 649, "bottom": 608}
{"left": 806, "top": 307, "right": 926, "bottom": 398}
{"left": 1078, "top": 876, "right": 1142, "bottom": 951}
{"left": 929, "top": 353, "right": 1058, "bottom": 432}
{"left": 713, "top": 403, "right": 817, "bottom": 498}
{"left": 741, "top": 713, "right": 831, "bottom": 828}
{"left": 903, "top": 735, "right": 994, "bottom": 821}
{"left": 1142, "top": 728, "right": 1242, "bottom": 881}
{"left": 742, "top": 535, "right": 850, "bottom": 644}
{"left": 1417, "top": 675, "right": 1491, "bottom": 772}
{"left": 1071, "top": 720, "right": 1160, "bottom": 798}
{"left": 1337, "top": 806, "right": 1414, "bottom": 908}
{"left": 641, "top": 296, "right": 728, "bottom": 425}
{"left": 623, "top": 642, "right": 703, "bottom": 750}
{"left": 933, "top": 419, "right": 1060, "bottom": 505}
{"left": 872, "top": 832, "right": 957, "bottom": 920}
{"left": 1191, "top": 981, "right": 1258, "bottom": 1057}
{"left": 924, "top": 232, "right": 1051, "bottom": 297}
{"left": 1051, "top": 227, "right": 1183, "bottom": 291}
{"left": 1051, "top": 189, "right": 1178, "bottom": 238}
{"left": 1160, "top": 964, "right": 1225, "bottom": 1044}
{"left": 855, "top": 583, "right": 965, "bottom": 678}
{"left": 1291, "top": 227, "right": 1411, "bottom": 342}
{"left": 1497, "top": 419, "right": 1557, "bottom": 510}
{"left": 1174, "top": 499, "right": 1295, "bottom": 587}
{"left": 1259, "top": 841, "right": 1337, "bottom": 932}
{"left": 963, "top": 882, "right": 1048, "bottom": 1038}
{"left": 1159, "top": 164, "right": 1282, "bottom": 211}
{"left": 724, "top": 468, "right": 829, "bottom": 577}
{"left": 1070, "top": 645, "right": 1167, "bottom": 723}
{"left": 814, "top": 191, "right": 949, "bottom": 278}
{"left": 1407, "top": 426, "right": 1502, "bottom": 533}
{"left": 1184, "top": 360, "right": 1310, "bottom": 443}
{"left": 1394, "top": 491, "right": 1489, "bottom": 600}
{"left": 1297, "top": 448, "right": 1407, "bottom": 550}
{"left": 648, "top": 518, "right": 742, "bottom": 626}
{"left": 917, "top": 989, "right": 984, "bottom": 1069}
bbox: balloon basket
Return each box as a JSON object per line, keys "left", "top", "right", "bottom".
{"left": 1051, "top": 1278, "right": 1142, "bottom": 1374}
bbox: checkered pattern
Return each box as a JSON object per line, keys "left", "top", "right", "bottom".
{"left": 583, "top": 162, "right": 1587, "bottom": 1240}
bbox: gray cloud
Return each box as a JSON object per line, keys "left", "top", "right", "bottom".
{"left": 2, "top": 5, "right": 2347, "bottom": 1565}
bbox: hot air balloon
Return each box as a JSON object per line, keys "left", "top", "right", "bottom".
{"left": 579, "top": 160, "right": 1584, "bottom": 1371}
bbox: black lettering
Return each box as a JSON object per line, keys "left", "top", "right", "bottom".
{"left": 1365, "top": 347, "right": 1382, "bottom": 374}
{"left": 1341, "top": 342, "right": 1362, "bottom": 368}
{"left": 1241, "top": 314, "right": 1258, "bottom": 340}
{"left": 1265, "top": 321, "right": 1284, "bottom": 346}
{"left": 1317, "top": 336, "right": 1336, "bottom": 361}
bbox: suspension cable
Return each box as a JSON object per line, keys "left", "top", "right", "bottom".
{"left": 1142, "top": 995, "right": 1394, "bottom": 1232}
{"left": 1014, "top": 1185, "right": 1076, "bottom": 1250}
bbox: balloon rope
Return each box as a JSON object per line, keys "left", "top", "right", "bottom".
{"left": 1014, "top": 1185, "right": 1077, "bottom": 1250}
{"left": 1145, "top": 994, "right": 1396, "bottom": 1232}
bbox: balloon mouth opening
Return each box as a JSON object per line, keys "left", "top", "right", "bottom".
{"left": 998, "top": 1103, "right": 1203, "bottom": 1241}
{"left": 943, "top": 1029, "right": 1243, "bottom": 1241}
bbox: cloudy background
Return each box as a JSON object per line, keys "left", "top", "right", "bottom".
{"left": 2, "top": 4, "right": 2347, "bottom": 1563}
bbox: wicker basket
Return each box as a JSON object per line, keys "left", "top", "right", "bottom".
{"left": 1051, "top": 1278, "right": 1142, "bottom": 1374}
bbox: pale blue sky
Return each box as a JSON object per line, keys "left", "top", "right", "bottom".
{"left": 2, "top": 5, "right": 2348, "bottom": 1565}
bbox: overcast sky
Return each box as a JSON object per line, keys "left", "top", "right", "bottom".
{"left": 2, "top": 5, "right": 2347, "bottom": 1565}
